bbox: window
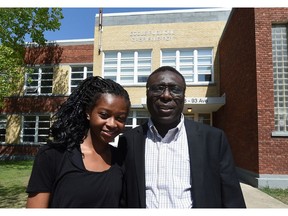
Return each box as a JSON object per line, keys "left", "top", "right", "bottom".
{"left": 272, "top": 25, "right": 288, "bottom": 133}
{"left": 103, "top": 50, "right": 152, "bottom": 85}
{"left": 198, "top": 113, "right": 211, "bottom": 125}
{"left": 21, "top": 115, "right": 51, "bottom": 144}
{"left": 161, "top": 48, "right": 213, "bottom": 84}
{"left": 186, "top": 113, "right": 211, "bottom": 125}
{"left": 70, "top": 65, "right": 93, "bottom": 93}
{"left": 0, "top": 115, "right": 6, "bottom": 143}
{"left": 124, "top": 110, "right": 150, "bottom": 132}
{"left": 24, "top": 67, "right": 53, "bottom": 95}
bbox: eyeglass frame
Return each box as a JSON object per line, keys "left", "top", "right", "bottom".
{"left": 147, "top": 84, "right": 185, "bottom": 97}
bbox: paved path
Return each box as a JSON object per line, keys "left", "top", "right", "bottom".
{"left": 240, "top": 183, "right": 288, "bottom": 208}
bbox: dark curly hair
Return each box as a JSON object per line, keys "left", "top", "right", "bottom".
{"left": 48, "top": 76, "right": 131, "bottom": 150}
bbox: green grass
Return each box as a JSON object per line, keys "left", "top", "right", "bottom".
{"left": 0, "top": 160, "right": 33, "bottom": 208}
{"left": 0, "top": 160, "right": 288, "bottom": 208}
{"left": 260, "top": 187, "right": 288, "bottom": 205}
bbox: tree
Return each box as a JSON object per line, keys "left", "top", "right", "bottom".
{"left": 0, "top": 8, "right": 63, "bottom": 108}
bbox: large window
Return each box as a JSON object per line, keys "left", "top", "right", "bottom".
{"left": 272, "top": 25, "right": 288, "bottom": 134}
{"left": 70, "top": 65, "right": 93, "bottom": 93}
{"left": 161, "top": 48, "right": 213, "bottom": 84}
{"left": 0, "top": 115, "right": 6, "bottom": 143}
{"left": 24, "top": 67, "right": 53, "bottom": 95}
{"left": 21, "top": 115, "right": 51, "bottom": 144}
{"left": 103, "top": 50, "right": 152, "bottom": 85}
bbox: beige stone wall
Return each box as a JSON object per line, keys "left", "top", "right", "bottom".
{"left": 53, "top": 65, "right": 70, "bottom": 95}
{"left": 5, "top": 115, "right": 21, "bottom": 144}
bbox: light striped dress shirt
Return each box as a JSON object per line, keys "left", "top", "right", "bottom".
{"left": 145, "top": 114, "right": 192, "bottom": 208}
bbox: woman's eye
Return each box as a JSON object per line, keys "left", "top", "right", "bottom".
{"left": 99, "top": 112, "right": 109, "bottom": 119}
{"left": 116, "top": 116, "right": 126, "bottom": 123}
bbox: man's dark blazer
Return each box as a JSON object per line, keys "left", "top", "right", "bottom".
{"left": 118, "top": 118, "right": 246, "bottom": 208}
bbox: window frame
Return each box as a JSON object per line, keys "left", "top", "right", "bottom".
{"left": 103, "top": 50, "right": 152, "bottom": 85}
{"left": 21, "top": 114, "right": 51, "bottom": 145}
{"left": 69, "top": 64, "right": 94, "bottom": 94}
{"left": 271, "top": 24, "right": 288, "bottom": 135}
{"left": 24, "top": 67, "right": 54, "bottom": 96}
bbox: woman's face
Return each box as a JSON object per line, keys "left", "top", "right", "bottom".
{"left": 87, "top": 93, "right": 129, "bottom": 144}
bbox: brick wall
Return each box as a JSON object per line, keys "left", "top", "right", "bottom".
{"left": 3, "top": 96, "right": 67, "bottom": 113}
{"left": 60, "top": 44, "right": 94, "bottom": 63}
{"left": 254, "top": 8, "right": 288, "bottom": 175}
{"left": 25, "top": 43, "right": 94, "bottom": 65}
{"left": 216, "top": 8, "right": 288, "bottom": 175}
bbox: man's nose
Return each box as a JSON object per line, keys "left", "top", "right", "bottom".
{"left": 161, "top": 87, "right": 173, "bottom": 98}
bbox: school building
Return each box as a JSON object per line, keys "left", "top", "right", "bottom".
{"left": 0, "top": 8, "right": 287, "bottom": 189}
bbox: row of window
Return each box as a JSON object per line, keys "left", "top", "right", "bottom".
{"left": 103, "top": 49, "right": 214, "bottom": 84}
{"left": 0, "top": 113, "right": 212, "bottom": 145}
{"left": 24, "top": 48, "right": 214, "bottom": 96}
{"left": 24, "top": 65, "right": 94, "bottom": 95}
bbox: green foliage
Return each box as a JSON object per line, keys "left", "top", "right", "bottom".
{"left": 0, "top": 46, "right": 25, "bottom": 108}
{"left": 0, "top": 8, "right": 63, "bottom": 56}
{"left": 0, "top": 8, "right": 63, "bottom": 108}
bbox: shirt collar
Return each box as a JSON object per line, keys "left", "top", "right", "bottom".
{"left": 148, "top": 114, "right": 184, "bottom": 142}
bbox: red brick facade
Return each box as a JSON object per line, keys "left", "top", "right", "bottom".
{"left": 24, "top": 43, "right": 94, "bottom": 65}
{"left": 0, "top": 41, "right": 94, "bottom": 159}
{"left": 3, "top": 42, "right": 94, "bottom": 114}
{"left": 215, "top": 8, "right": 288, "bottom": 178}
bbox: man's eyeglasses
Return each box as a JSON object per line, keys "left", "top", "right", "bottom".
{"left": 147, "top": 85, "right": 184, "bottom": 96}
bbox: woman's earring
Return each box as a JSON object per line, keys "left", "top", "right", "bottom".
{"left": 87, "top": 114, "right": 90, "bottom": 120}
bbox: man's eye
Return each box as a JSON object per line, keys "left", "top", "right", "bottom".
{"left": 171, "top": 86, "right": 182, "bottom": 94}
{"left": 151, "top": 85, "right": 165, "bottom": 92}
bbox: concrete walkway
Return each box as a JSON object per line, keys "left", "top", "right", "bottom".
{"left": 240, "top": 183, "right": 288, "bottom": 208}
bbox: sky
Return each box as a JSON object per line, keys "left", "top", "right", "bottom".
{"left": 2, "top": 0, "right": 288, "bottom": 42}
{"left": 43, "top": 8, "right": 195, "bottom": 41}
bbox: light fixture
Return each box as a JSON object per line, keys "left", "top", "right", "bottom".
{"left": 187, "top": 108, "right": 192, "bottom": 113}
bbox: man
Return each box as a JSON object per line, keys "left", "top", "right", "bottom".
{"left": 119, "top": 66, "right": 246, "bottom": 208}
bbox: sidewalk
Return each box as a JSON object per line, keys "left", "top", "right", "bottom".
{"left": 240, "top": 183, "right": 288, "bottom": 208}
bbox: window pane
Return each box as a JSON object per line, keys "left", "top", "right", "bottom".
{"left": 71, "top": 73, "right": 84, "bottom": 79}
{"left": 198, "top": 113, "right": 211, "bottom": 125}
{"left": 272, "top": 25, "right": 288, "bottom": 132}
{"left": 22, "top": 115, "right": 50, "bottom": 144}
{"left": 0, "top": 116, "right": 6, "bottom": 143}
{"left": 70, "top": 65, "right": 93, "bottom": 93}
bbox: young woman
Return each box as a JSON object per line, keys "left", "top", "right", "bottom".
{"left": 26, "top": 76, "right": 131, "bottom": 208}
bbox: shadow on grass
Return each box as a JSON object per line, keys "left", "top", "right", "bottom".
{"left": 0, "top": 184, "right": 27, "bottom": 208}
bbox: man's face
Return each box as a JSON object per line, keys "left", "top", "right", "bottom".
{"left": 146, "top": 70, "right": 185, "bottom": 128}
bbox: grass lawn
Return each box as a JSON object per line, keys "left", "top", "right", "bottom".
{"left": 260, "top": 187, "right": 288, "bottom": 205}
{"left": 0, "top": 160, "right": 288, "bottom": 208}
{"left": 0, "top": 160, "right": 33, "bottom": 208}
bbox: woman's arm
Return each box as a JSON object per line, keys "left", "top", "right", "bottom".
{"left": 26, "top": 192, "right": 50, "bottom": 208}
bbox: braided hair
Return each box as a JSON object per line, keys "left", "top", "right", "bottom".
{"left": 49, "top": 76, "right": 131, "bottom": 150}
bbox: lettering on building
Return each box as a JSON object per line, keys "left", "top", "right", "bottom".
{"left": 130, "top": 30, "right": 174, "bottom": 42}
{"left": 185, "top": 97, "right": 209, "bottom": 104}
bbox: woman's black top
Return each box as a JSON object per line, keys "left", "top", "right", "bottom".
{"left": 26, "top": 144, "right": 124, "bottom": 208}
